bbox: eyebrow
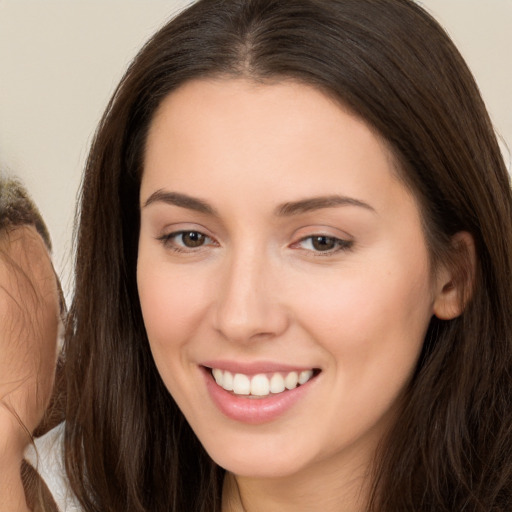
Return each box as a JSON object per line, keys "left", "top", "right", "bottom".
{"left": 143, "top": 190, "right": 375, "bottom": 216}
{"left": 143, "top": 190, "right": 217, "bottom": 215}
{"left": 276, "top": 195, "right": 376, "bottom": 216}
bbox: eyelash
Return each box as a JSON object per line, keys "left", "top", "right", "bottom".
{"left": 294, "top": 235, "right": 353, "bottom": 255}
{"left": 157, "top": 231, "right": 216, "bottom": 253}
{"left": 157, "top": 231, "right": 353, "bottom": 255}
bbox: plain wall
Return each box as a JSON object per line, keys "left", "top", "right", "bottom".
{"left": 0, "top": 0, "right": 511, "bottom": 298}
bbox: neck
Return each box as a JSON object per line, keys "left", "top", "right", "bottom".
{"left": 0, "top": 456, "right": 30, "bottom": 512}
{"left": 0, "top": 416, "right": 30, "bottom": 512}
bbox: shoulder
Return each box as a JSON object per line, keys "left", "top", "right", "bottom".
{"left": 24, "top": 423, "right": 83, "bottom": 512}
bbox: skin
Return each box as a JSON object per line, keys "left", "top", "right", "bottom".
{"left": 0, "top": 226, "right": 60, "bottom": 512}
{"left": 137, "top": 79, "right": 463, "bottom": 511}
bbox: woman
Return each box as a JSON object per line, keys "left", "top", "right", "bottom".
{"left": 0, "top": 176, "right": 62, "bottom": 512}
{"left": 33, "top": 0, "right": 512, "bottom": 510}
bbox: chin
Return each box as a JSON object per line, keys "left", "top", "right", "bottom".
{"left": 202, "top": 436, "right": 315, "bottom": 479}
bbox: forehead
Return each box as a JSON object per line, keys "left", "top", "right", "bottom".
{"left": 141, "top": 78, "right": 415, "bottom": 219}
{"left": 147, "top": 78, "right": 382, "bottom": 152}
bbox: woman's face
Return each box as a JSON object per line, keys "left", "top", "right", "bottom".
{"left": 137, "top": 79, "right": 446, "bottom": 480}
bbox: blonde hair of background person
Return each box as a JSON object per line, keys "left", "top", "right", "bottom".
{"left": 0, "top": 175, "right": 62, "bottom": 512}
{"left": 18, "top": 0, "right": 512, "bottom": 510}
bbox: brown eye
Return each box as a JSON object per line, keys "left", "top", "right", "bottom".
{"left": 295, "top": 235, "right": 352, "bottom": 254}
{"left": 181, "top": 231, "right": 206, "bottom": 248}
{"left": 158, "top": 230, "right": 215, "bottom": 252}
{"left": 311, "top": 236, "right": 337, "bottom": 251}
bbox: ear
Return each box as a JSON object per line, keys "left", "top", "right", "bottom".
{"left": 433, "top": 231, "right": 476, "bottom": 320}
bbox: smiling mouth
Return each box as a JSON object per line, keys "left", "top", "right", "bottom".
{"left": 207, "top": 367, "right": 321, "bottom": 397}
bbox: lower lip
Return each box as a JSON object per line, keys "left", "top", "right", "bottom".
{"left": 202, "top": 367, "right": 317, "bottom": 424}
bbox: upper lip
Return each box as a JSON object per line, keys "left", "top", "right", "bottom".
{"left": 201, "top": 360, "right": 319, "bottom": 375}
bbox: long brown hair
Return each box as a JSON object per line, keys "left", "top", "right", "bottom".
{"left": 65, "top": 1, "right": 512, "bottom": 510}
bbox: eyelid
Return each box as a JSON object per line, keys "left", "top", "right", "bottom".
{"left": 156, "top": 226, "right": 219, "bottom": 253}
{"left": 161, "top": 230, "right": 212, "bottom": 244}
{"left": 289, "top": 225, "right": 354, "bottom": 255}
{"left": 293, "top": 235, "right": 353, "bottom": 253}
{"left": 291, "top": 225, "right": 353, "bottom": 242}
{"left": 155, "top": 221, "right": 216, "bottom": 240}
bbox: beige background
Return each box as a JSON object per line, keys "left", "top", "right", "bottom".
{"left": 0, "top": 1, "right": 511, "bottom": 298}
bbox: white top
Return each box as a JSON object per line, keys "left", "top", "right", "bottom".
{"left": 24, "top": 423, "right": 82, "bottom": 511}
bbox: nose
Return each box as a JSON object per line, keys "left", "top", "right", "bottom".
{"left": 213, "top": 248, "right": 289, "bottom": 343}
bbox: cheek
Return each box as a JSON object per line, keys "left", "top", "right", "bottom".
{"left": 137, "top": 261, "right": 213, "bottom": 360}
{"left": 293, "top": 253, "right": 433, "bottom": 395}
{"left": 288, "top": 264, "right": 433, "bottom": 447}
{"left": 299, "top": 263, "right": 432, "bottom": 339}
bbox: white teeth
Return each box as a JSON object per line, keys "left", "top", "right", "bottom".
{"left": 250, "top": 374, "right": 270, "bottom": 396}
{"left": 223, "top": 370, "right": 234, "bottom": 391}
{"left": 299, "top": 370, "right": 313, "bottom": 385}
{"left": 211, "top": 368, "right": 315, "bottom": 396}
{"left": 212, "top": 368, "right": 223, "bottom": 385}
{"left": 269, "top": 373, "right": 285, "bottom": 394}
{"left": 285, "top": 371, "right": 298, "bottom": 390}
{"left": 232, "top": 373, "right": 251, "bottom": 395}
